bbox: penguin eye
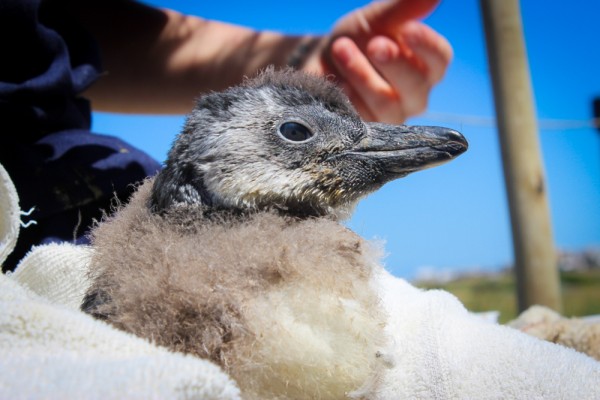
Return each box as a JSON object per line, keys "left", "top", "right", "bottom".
{"left": 278, "top": 122, "right": 314, "bottom": 142}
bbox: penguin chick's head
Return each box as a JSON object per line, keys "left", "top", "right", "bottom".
{"left": 150, "top": 68, "right": 468, "bottom": 218}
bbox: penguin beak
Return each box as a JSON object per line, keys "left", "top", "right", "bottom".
{"left": 343, "top": 123, "right": 468, "bottom": 180}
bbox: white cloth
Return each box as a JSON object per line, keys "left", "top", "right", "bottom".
{"left": 0, "top": 272, "right": 242, "bottom": 400}
{"left": 1, "top": 162, "right": 599, "bottom": 399}
{"left": 373, "top": 270, "right": 600, "bottom": 399}
{"left": 10, "top": 243, "right": 93, "bottom": 310}
{"left": 0, "top": 161, "right": 20, "bottom": 266}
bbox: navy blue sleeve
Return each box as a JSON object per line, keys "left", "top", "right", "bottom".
{"left": 0, "top": 0, "right": 162, "bottom": 270}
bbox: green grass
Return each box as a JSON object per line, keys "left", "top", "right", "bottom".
{"left": 416, "top": 269, "right": 600, "bottom": 324}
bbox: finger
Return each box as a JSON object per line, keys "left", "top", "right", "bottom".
{"left": 398, "top": 21, "right": 453, "bottom": 84}
{"left": 367, "top": 36, "right": 430, "bottom": 117}
{"left": 330, "top": 37, "right": 405, "bottom": 123}
{"left": 360, "top": 0, "right": 441, "bottom": 35}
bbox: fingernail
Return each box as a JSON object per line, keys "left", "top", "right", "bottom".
{"left": 368, "top": 38, "right": 393, "bottom": 63}
{"left": 372, "top": 45, "right": 390, "bottom": 63}
{"left": 331, "top": 40, "right": 353, "bottom": 66}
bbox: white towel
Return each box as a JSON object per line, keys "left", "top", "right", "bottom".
{"left": 1, "top": 162, "right": 599, "bottom": 399}
{"left": 0, "top": 160, "right": 20, "bottom": 265}
{"left": 0, "top": 271, "right": 241, "bottom": 400}
{"left": 373, "top": 269, "right": 600, "bottom": 399}
{"left": 10, "top": 242, "right": 93, "bottom": 310}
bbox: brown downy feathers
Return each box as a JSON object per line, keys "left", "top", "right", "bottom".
{"left": 86, "top": 180, "right": 387, "bottom": 399}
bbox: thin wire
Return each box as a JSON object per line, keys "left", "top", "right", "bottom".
{"left": 421, "top": 112, "right": 600, "bottom": 131}
{"left": 20, "top": 207, "right": 36, "bottom": 216}
{"left": 20, "top": 207, "right": 38, "bottom": 228}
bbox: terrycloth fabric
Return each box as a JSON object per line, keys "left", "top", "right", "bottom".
{"left": 372, "top": 269, "right": 600, "bottom": 399}
{"left": 10, "top": 242, "right": 93, "bottom": 310}
{"left": 0, "top": 273, "right": 241, "bottom": 400}
{"left": 0, "top": 163, "right": 20, "bottom": 267}
{"left": 1, "top": 161, "right": 600, "bottom": 399}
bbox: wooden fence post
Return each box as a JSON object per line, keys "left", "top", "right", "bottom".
{"left": 480, "top": 0, "right": 562, "bottom": 312}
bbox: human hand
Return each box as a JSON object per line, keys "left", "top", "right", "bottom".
{"left": 303, "top": 0, "right": 452, "bottom": 123}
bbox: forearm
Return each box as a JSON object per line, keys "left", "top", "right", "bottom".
{"left": 77, "top": 1, "right": 310, "bottom": 114}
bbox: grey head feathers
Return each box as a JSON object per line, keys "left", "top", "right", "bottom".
{"left": 150, "top": 68, "right": 467, "bottom": 219}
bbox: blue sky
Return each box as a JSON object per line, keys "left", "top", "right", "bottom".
{"left": 93, "top": 0, "right": 600, "bottom": 280}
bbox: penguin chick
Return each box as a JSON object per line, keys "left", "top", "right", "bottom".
{"left": 83, "top": 68, "right": 467, "bottom": 399}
